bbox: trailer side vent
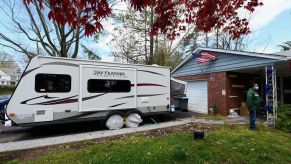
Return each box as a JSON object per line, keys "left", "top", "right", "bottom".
{"left": 36, "top": 110, "right": 45, "bottom": 115}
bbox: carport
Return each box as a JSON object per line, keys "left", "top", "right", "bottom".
{"left": 171, "top": 47, "right": 291, "bottom": 124}
{"left": 230, "top": 58, "right": 291, "bottom": 124}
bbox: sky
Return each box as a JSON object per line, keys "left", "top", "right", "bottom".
{"left": 246, "top": 0, "right": 291, "bottom": 53}
{"left": 0, "top": 0, "right": 291, "bottom": 63}
{"left": 93, "top": 0, "right": 291, "bottom": 62}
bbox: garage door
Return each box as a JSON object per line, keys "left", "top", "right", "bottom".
{"left": 186, "top": 80, "right": 208, "bottom": 113}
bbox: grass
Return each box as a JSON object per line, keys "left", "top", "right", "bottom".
{"left": 3, "top": 125, "right": 291, "bottom": 164}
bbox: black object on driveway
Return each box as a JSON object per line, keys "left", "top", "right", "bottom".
{"left": 194, "top": 131, "right": 204, "bottom": 139}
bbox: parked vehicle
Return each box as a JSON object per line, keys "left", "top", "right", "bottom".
{"left": 0, "top": 96, "right": 10, "bottom": 122}
{"left": 5, "top": 56, "right": 171, "bottom": 129}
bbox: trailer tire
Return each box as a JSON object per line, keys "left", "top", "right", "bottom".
{"left": 125, "top": 112, "right": 143, "bottom": 128}
{"left": 105, "top": 113, "right": 124, "bottom": 130}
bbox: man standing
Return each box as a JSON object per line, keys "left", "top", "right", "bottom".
{"left": 247, "top": 83, "right": 260, "bottom": 130}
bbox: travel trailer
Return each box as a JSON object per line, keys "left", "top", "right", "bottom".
{"left": 4, "top": 56, "right": 171, "bottom": 129}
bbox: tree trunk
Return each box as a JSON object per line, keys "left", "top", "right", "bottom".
{"left": 215, "top": 29, "right": 219, "bottom": 48}
{"left": 148, "top": 6, "right": 154, "bottom": 64}
{"left": 60, "top": 25, "right": 67, "bottom": 57}
{"left": 205, "top": 33, "right": 209, "bottom": 48}
{"left": 155, "top": 35, "right": 158, "bottom": 54}
{"left": 144, "top": 9, "right": 148, "bottom": 63}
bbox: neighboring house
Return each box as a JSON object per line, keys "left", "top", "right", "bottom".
{"left": 0, "top": 68, "right": 22, "bottom": 86}
{"left": 171, "top": 47, "right": 291, "bottom": 115}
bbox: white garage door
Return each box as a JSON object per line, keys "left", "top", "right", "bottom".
{"left": 186, "top": 80, "right": 208, "bottom": 114}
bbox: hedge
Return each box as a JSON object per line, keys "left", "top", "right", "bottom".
{"left": 0, "top": 85, "right": 15, "bottom": 95}
{"left": 276, "top": 104, "right": 291, "bottom": 133}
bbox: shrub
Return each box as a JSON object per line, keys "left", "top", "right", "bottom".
{"left": 276, "top": 104, "right": 291, "bottom": 133}
{"left": 0, "top": 85, "right": 15, "bottom": 95}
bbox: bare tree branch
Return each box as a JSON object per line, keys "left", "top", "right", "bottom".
{"left": 0, "top": 33, "right": 34, "bottom": 58}
{"left": 0, "top": 0, "right": 87, "bottom": 59}
{"left": 23, "top": 1, "right": 56, "bottom": 56}
{"left": 32, "top": 0, "right": 61, "bottom": 56}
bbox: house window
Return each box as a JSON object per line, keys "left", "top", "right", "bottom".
{"left": 35, "top": 74, "right": 71, "bottom": 93}
{"left": 87, "top": 79, "right": 131, "bottom": 93}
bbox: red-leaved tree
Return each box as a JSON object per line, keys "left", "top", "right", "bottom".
{"left": 24, "top": 0, "right": 262, "bottom": 39}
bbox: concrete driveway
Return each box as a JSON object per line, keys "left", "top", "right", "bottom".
{"left": 0, "top": 111, "right": 196, "bottom": 143}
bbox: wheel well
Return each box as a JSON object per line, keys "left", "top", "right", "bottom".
{"left": 125, "top": 109, "right": 143, "bottom": 116}
{"left": 105, "top": 111, "right": 125, "bottom": 120}
{"left": 105, "top": 109, "right": 143, "bottom": 119}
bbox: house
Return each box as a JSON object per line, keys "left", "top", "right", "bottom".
{"left": 171, "top": 47, "right": 291, "bottom": 116}
{"left": 0, "top": 68, "right": 22, "bottom": 85}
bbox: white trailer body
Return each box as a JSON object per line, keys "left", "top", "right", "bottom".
{"left": 6, "top": 56, "right": 170, "bottom": 126}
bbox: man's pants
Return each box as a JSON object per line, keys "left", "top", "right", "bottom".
{"left": 249, "top": 109, "right": 257, "bottom": 130}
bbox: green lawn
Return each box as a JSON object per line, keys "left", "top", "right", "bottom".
{"left": 3, "top": 125, "right": 291, "bottom": 164}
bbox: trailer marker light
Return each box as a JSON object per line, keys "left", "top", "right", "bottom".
{"left": 8, "top": 112, "right": 15, "bottom": 117}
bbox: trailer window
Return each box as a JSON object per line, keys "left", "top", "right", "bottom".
{"left": 88, "top": 79, "right": 131, "bottom": 93}
{"left": 35, "top": 74, "right": 71, "bottom": 93}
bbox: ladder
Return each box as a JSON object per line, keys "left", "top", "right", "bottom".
{"left": 265, "top": 65, "right": 277, "bottom": 125}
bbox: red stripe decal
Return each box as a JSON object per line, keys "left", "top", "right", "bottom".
{"left": 130, "top": 83, "right": 166, "bottom": 87}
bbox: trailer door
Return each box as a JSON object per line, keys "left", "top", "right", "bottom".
{"left": 79, "top": 65, "right": 137, "bottom": 112}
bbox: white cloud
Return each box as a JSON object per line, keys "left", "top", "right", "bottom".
{"left": 101, "top": 56, "right": 115, "bottom": 62}
{"left": 249, "top": 0, "right": 291, "bottom": 30}
{"left": 80, "top": 1, "right": 128, "bottom": 59}
{"left": 252, "top": 46, "right": 277, "bottom": 53}
{"left": 112, "top": 1, "right": 128, "bottom": 12}
{"left": 83, "top": 17, "right": 120, "bottom": 55}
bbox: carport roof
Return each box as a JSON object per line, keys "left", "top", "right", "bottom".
{"left": 274, "top": 50, "right": 291, "bottom": 60}
{"left": 172, "top": 47, "right": 288, "bottom": 74}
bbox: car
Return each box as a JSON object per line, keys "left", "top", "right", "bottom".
{"left": 0, "top": 96, "right": 10, "bottom": 122}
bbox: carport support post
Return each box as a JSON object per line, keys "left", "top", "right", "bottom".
{"left": 265, "top": 65, "right": 278, "bottom": 125}
{"left": 273, "top": 68, "right": 278, "bottom": 123}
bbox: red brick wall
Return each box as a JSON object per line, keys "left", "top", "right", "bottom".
{"left": 176, "top": 72, "right": 228, "bottom": 115}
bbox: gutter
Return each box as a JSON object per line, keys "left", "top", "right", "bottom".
{"left": 172, "top": 47, "right": 288, "bottom": 74}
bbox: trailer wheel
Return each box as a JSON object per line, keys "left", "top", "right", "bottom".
{"left": 105, "top": 114, "right": 124, "bottom": 130}
{"left": 125, "top": 112, "right": 143, "bottom": 128}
